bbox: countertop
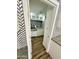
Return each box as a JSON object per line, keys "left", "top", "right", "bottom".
{"left": 52, "top": 35, "right": 61, "bottom": 46}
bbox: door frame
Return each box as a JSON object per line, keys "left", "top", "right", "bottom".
{"left": 41, "top": 0, "right": 59, "bottom": 52}
{"left": 23, "top": 0, "right": 59, "bottom": 59}
{"left": 47, "top": 0, "right": 59, "bottom": 52}
{"left": 22, "top": 0, "right": 32, "bottom": 59}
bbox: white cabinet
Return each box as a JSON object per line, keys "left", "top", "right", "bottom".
{"left": 30, "top": 13, "right": 45, "bottom": 21}
{"left": 48, "top": 40, "right": 61, "bottom": 59}
{"left": 31, "top": 28, "right": 44, "bottom": 37}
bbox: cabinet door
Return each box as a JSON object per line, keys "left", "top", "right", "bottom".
{"left": 43, "top": 0, "right": 59, "bottom": 52}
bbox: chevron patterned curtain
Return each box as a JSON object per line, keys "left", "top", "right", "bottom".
{"left": 17, "top": 0, "right": 27, "bottom": 49}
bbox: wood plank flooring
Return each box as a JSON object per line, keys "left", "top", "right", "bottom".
{"left": 32, "top": 36, "right": 52, "bottom": 59}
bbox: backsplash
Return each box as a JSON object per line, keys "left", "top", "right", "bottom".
{"left": 31, "top": 20, "right": 43, "bottom": 29}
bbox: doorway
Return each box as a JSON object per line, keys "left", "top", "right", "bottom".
{"left": 30, "top": 0, "right": 51, "bottom": 59}
{"left": 29, "top": 0, "right": 59, "bottom": 59}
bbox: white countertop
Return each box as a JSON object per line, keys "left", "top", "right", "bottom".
{"left": 52, "top": 35, "right": 61, "bottom": 46}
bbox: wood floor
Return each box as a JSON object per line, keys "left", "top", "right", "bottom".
{"left": 32, "top": 36, "right": 52, "bottom": 59}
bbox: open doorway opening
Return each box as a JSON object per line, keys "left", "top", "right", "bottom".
{"left": 29, "top": 0, "right": 56, "bottom": 59}
{"left": 30, "top": 0, "right": 48, "bottom": 58}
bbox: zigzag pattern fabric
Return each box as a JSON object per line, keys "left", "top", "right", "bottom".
{"left": 17, "top": 0, "right": 27, "bottom": 49}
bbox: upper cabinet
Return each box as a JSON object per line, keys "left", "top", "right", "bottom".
{"left": 30, "top": 12, "right": 45, "bottom": 21}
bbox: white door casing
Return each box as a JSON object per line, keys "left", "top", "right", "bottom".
{"left": 22, "top": 0, "right": 59, "bottom": 59}
{"left": 22, "top": 0, "right": 32, "bottom": 59}
{"left": 42, "top": 0, "right": 59, "bottom": 52}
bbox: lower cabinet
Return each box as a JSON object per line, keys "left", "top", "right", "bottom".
{"left": 48, "top": 40, "right": 61, "bottom": 59}
{"left": 31, "top": 28, "right": 44, "bottom": 37}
